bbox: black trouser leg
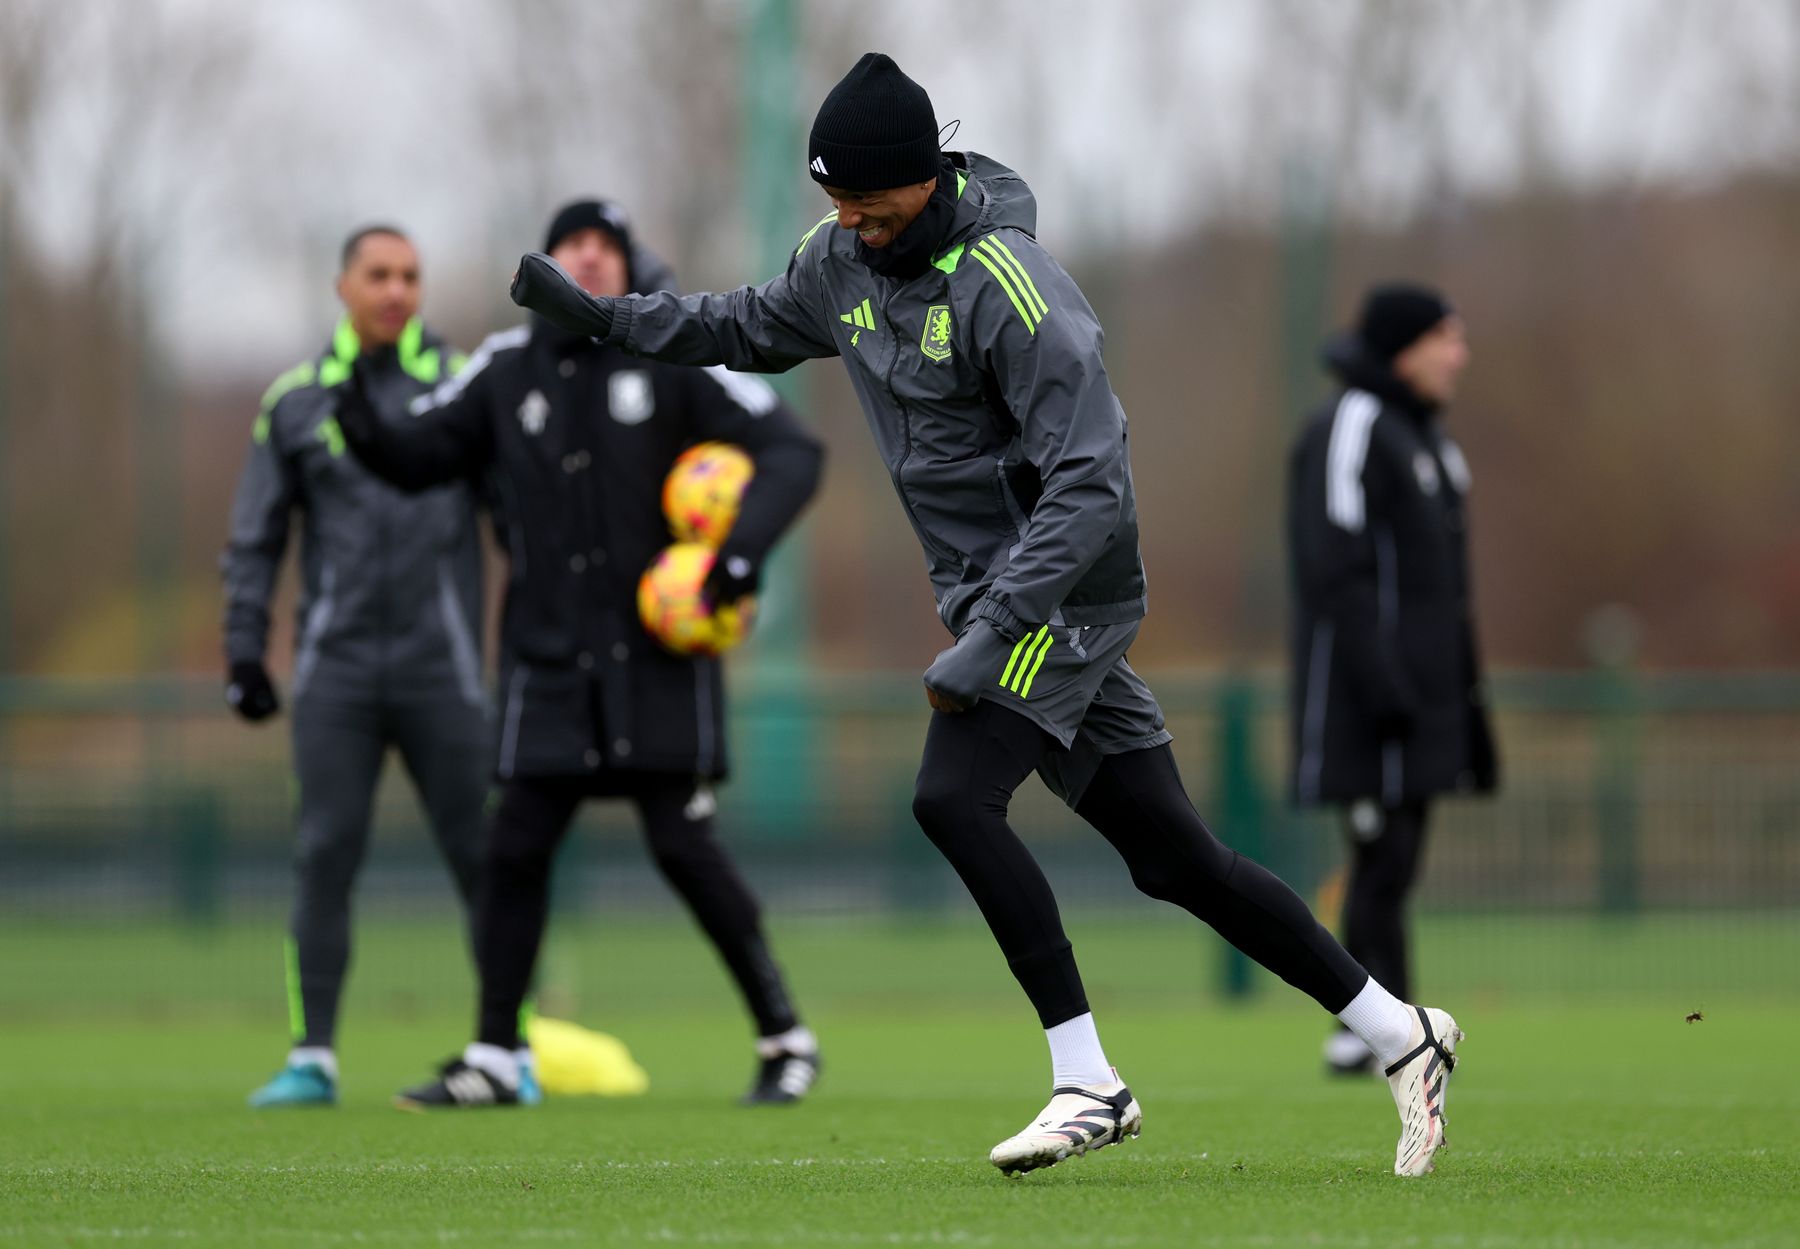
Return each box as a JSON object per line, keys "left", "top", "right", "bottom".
{"left": 1075, "top": 744, "right": 1369, "bottom": 1013}
{"left": 389, "top": 693, "right": 491, "bottom": 909}
{"left": 1340, "top": 800, "right": 1430, "bottom": 1004}
{"left": 911, "top": 700, "right": 1089, "bottom": 1028}
{"left": 288, "top": 692, "right": 387, "bottom": 1049}
{"left": 634, "top": 779, "right": 799, "bottom": 1037}
{"left": 474, "top": 776, "right": 584, "bottom": 1049}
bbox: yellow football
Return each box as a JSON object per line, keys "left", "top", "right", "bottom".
{"left": 663, "top": 442, "right": 754, "bottom": 546}
{"left": 636, "top": 543, "right": 756, "bottom": 656}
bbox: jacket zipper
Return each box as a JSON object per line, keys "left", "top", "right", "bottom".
{"left": 880, "top": 284, "right": 927, "bottom": 541}
{"left": 372, "top": 369, "right": 390, "bottom": 682}
{"left": 879, "top": 280, "right": 961, "bottom": 579}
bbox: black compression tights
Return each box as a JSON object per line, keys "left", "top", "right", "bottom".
{"left": 475, "top": 774, "right": 798, "bottom": 1050}
{"left": 911, "top": 700, "right": 1368, "bottom": 1028}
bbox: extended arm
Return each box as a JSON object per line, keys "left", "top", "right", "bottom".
{"left": 511, "top": 240, "right": 838, "bottom": 375}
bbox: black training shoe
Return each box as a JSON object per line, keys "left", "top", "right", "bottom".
{"left": 740, "top": 1048, "right": 821, "bottom": 1106}
{"left": 394, "top": 1058, "right": 521, "bottom": 1110}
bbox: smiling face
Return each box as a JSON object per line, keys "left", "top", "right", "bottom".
{"left": 335, "top": 232, "right": 419, "bottom": 348}
{"left": 820, "top": 178, "right": 938, "bottom": 248}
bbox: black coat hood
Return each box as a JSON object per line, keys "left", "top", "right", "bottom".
{"left": 1322, "top": 331, "right": 1438, "bottom": 421}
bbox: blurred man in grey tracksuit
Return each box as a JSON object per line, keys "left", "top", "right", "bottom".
{"left": 222, "top": 224, "right": 488, "bottom": 1108}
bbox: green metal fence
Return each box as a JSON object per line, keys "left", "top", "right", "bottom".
{"left": 2, "top": 669, "right": 1797, "bottom": 1005}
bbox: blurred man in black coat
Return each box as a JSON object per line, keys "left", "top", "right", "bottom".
{"left": 1287, "top": 283, "right": 1498, "bottom": 1075}
{"left": 335, "top": 200, "right": 825, "bottom": 1108}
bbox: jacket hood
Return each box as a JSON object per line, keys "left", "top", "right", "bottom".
{"left": 943, "top": 150, "right": 1039, "bottom": 247}
{"left": 1321, "top": 330, "right": 1438, "bottom": 419}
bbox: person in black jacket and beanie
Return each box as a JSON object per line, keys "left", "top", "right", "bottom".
{"left": 1287, "top": 283, "right": 1498, "bottom": 1075}
{"left": 334, "top": 199, "right": 826, "bottom": 1108}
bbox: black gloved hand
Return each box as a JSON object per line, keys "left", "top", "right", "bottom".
{"left": 510, "top": 253, "right": 616, "bottom": 338}
{"left": 225, "top": 660, "right": 280, "bottom": 722}
{"left": 702, "top": 549, "right": 761, "bottom": 608}
{"left": 922, "top": 619, "right": 1021, "bottom": 713}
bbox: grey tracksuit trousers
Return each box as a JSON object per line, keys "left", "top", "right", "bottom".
{"left": 287, "top": 663, "right": 489, "bottom": 1049}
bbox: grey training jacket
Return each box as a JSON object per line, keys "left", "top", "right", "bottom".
{"left": 599, "top": 151, "right": 1147, "bottom": 640}
{"left": 221, "top": 317, "right": 486, "bottom": 704}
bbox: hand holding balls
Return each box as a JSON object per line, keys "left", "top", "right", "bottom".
{"left": 638, "top": 443, "right": 757, "bottom": 656}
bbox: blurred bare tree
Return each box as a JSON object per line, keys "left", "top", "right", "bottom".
{"left": 2, "top": 0, "right": 1797, "bottom": 674}
{"left": 0, "top": 0, "right": 263, "bottom": 672}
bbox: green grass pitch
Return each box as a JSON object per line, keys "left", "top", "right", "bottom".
{"left": 3, "top": 917, "right": 1797, "bottom": 1247}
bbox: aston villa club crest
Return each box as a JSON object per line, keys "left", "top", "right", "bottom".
{"left": 920, "top": 304, "right": 953, "bottom": 362}
{"left": 1413, "top": 451, "right": 1441, "bottom": 495}
{"left": 609, "top": 370, "right": 655, "bottom": 424}
{"left": 517, "top": 389, "right": 549, "bottom": 436}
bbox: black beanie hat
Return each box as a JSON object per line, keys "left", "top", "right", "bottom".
{"left": 1357, "top": 283, "right": 1454, "bottom": 361}
{"left": 808, "top": 53, "right": 940, "bottom": 192}
{"left": 543, "top": 199, "right": 632, "bottom": 255}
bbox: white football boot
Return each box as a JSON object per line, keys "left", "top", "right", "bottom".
{"left": 1385, "top": 1005, "right": 1462, "bottom": 1176}
{"left": 989, "top": 1071, "right": 1142, "bottom": 1176}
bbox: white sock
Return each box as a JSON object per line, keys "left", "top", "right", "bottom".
{"left": 756, "top": 1024, "right": 817, "bottom": 1060}
{"left": 287, "top": 1046, "right": 337, "bottom": 1080}
{"left": 513, "top": 1047, "right": 534, "bottom": 1075}
{"left": 1335, "top": 977, "right": 1416, "bottom": 1069}
{"left": 463, "top": 1042, "right": 520, "bottom": 1090}
{"left": 1045, "top": 1013, "right": 1113, "bottom": 1088}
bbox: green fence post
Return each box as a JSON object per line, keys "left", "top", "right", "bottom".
{"left": 1215, "top": 676, "right": 1266, "bottom": 998}
{"left": 173, "top": 787, "right": 223, "bottom": 930}
{"left": 735, "top": 0, "right": 816, "bottom": 844}
{"left": 1587, "top": 608, "right": 1642, "bottom": 915}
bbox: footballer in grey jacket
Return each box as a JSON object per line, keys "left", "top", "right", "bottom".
{"left": 525, "top": 150, "right": 1144, "bottom": 647}
{"left": 511, "top": 54, "right": 1465, "bottom": 1180}
{"left": 223, "top": 225, "right": 489, "bottom": 1109}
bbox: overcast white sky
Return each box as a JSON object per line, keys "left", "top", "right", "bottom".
{"left": 5, "top": 0, "right": 1795, "bottom": 372}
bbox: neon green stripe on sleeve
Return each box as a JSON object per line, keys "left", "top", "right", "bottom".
{"left": 985, "top": 237, "right": 1049, "bottom": 319}
{"left": 971, "top": 245, "right": 1037, "bottom": 334}
{"left": 259, "top": 360, "right": 316, "bottom": 414}
{"left": 795, "top": 212, "right": 836, "bottom": 257}
{"left": 998, "top": 632, "right": 1035, "bottom": 688}
{"left": 1017, "top": 630, "right": 1056, "bottom": 698}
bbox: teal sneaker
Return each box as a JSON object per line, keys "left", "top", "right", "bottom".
{"left": 248, "top": 1061, "right": 336, "bottom": 1108}
{"left": 517, "top": 1053, "right": 543, "bottom": 1107}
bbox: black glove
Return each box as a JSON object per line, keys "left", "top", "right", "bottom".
{"left": 510, "top": 252, "right": 616, "bottom": 338}
{"left": 922, "top": 619, "right": 1021, "bottom": 713}
{"left": 702, "top": 549, "right": 761, "bottom": 608}
{"left": 225, "top": 660, "right": 280, "bottom": 722}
